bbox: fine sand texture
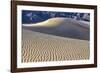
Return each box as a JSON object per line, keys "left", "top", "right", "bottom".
{"left": 22, "top": 28, "right": 89, "bottom": 63}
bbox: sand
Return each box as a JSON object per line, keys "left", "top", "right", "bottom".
{"left": 23, "top": 18, "right": 89, "bottom": 40}
{"left": 22, "top": 28, "right": 89, "bottom": 63}
{"left": 23, "top": 17, "right": 89, "bottom": 28}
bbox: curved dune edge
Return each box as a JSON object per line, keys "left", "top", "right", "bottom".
{"left": 22, "top": 29, "right": 89, "bottom": 63}
{"left": 23, "top": 17, "right": 64, "bottom": 27}
{"left": 22, "top": 17, "right": 89, "bottom": 28}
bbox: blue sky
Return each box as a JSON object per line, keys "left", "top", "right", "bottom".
{"left": 22, "top": 10, "right": 90, "bottom": 24}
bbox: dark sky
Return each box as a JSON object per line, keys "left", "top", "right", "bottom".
{"left": 22, "top": 10, "right": 90, "bottom": 24}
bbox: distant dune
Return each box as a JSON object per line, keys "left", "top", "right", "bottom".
{"left": 23, "top": 17, "right": 90, "bottom": 40}
{"left": 22, "top": 28, "right": 89, "bottom": 63}
{"left": 23, "top": 17, "right": 89, "bottom": 28}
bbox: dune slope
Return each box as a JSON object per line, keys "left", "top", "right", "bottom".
{"left": 23, "top": 18, "right": 90, "bottom": 40}
{"left": 22, "top": 28, "right": 89, "bottom": 63}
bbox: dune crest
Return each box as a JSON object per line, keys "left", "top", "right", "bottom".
{"left": 23, "top": 17, "right": 89, "bottom": 28}
{"left": 23, "top": 17, "right": 65, "bottom": 27}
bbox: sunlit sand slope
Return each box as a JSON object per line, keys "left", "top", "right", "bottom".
{"left": 22, "top": 29, "right": 89, "bottom": 63}
{"left": 23, "top": 18, "right": 89, "bottom": 40}
{"left": 23, "top": 18, "right": 89, "bottom": 28}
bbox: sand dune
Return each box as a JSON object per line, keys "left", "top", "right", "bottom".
{"left": 22, "top": 28, "right": 89, "bottom": 63}
{"left": 23, "top": 18, "right": 65, "bottom": 27}
{"left": 23, "top": 17, "right": 89, "bottom": 28}
{"left": 23, "top": 17, "right": 90, "bottom": 40}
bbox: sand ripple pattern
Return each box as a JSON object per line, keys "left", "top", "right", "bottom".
{"left": 22, "top": 29, "right": 89, "bottom": 63}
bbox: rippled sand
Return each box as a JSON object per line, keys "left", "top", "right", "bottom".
{"left": 22, "top": 29, "right": 89, "bottom": 63}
